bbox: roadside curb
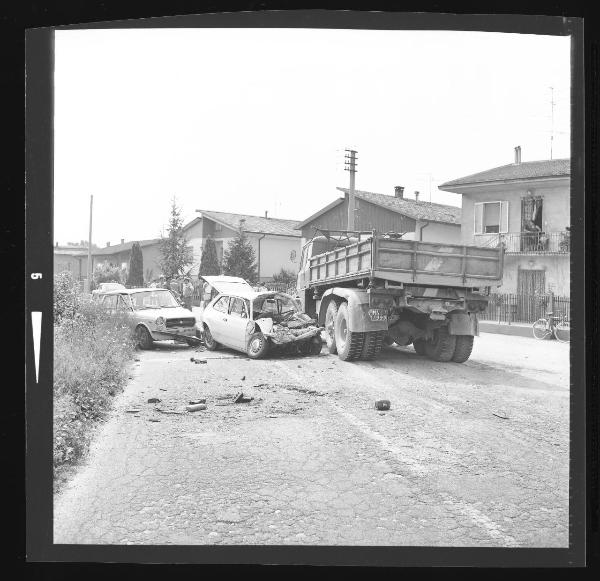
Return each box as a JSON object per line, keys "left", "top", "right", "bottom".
{"left": 479, "top": 321, "right": 533, "bottom": 338}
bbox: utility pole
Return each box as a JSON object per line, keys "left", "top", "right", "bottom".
{"left": 344, "top": 149, "right": 357, "bottom": 230}
{"left": 86, "top": 194, "right": 93, "bottom": 293}
{"left": 550, "top": 86, "right": 555, "bottom": 160}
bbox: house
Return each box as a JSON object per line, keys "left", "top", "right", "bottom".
{"left": 183, "top": 210, "right": 302, "bottom": 281}
{"left": 438, "top": 147, "right": 570, "bottom": 300}
{"left": 295, "top": 186, "right": 461, "bottom": 246}
{"left": 53, "top": 244, "right": 92, "bottom": 280}
{"left": 92, "top": 238, "right": 162, "bottom": 283}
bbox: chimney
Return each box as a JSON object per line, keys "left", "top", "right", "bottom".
{"left": 514, "top": 146, "right": 521, "bottom": 164}
{"left": 121, "top": 238, "right": 125, "bottom": 245}
{"left": 265, "top": 211, "right": 269, "bottom": 219}
{"left": 414, "top": 191, "right": 420, "bottom": 203}
{"left": 394, "top": 186, "right": 404, "bottom": 198}
{"left": 106, "top": 241, "right": 110, "bottom": 247}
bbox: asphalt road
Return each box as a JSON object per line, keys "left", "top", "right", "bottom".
{"left": 54, "top": 332, "right": 569, "bottom": 547}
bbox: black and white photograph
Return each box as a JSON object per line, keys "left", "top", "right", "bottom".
{"left": 24, "top": 9, "right": 588, "bottom": 567}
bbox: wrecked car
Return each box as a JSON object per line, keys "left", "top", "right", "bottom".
{"left": 99, "top": 288, "right": 200, "bottom": 349}
{"left": 201, "top": 289, "right": 323, "bottom": 359}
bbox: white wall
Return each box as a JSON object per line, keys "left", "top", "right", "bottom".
{"left": 416, "top": 220, "right": 461, "bottom": 244}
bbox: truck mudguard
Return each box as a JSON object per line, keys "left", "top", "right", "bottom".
{"left": 448, "top": 312, "right": 479, "bottom": 336}
{"left": 319, "top": 288, "right": 388, "bottom": 333}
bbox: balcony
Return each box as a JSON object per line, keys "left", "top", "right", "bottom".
{"left": 475, "top": 231, "right": 570, "bottom": 255}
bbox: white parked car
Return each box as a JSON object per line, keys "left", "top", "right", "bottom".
{"left": 200, "top": 286, "right": 323, "bottom": 359}
{"left": 99, "top": 288, "right": 199, "bottom": 349}
{"left": 92, "top": 282, "right": 126, "bottom": 300}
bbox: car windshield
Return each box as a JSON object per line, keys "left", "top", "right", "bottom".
{"left": 252, "top": 293, "right": 300, "bottom": 320}
{"left": 130, "top": 290, "right": 180, "bottom": 310}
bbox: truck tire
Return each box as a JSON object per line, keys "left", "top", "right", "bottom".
{"left": 324, "top": 299, "right": 340, "bottom": 354}
{"left": 334, "top": 302, "right": 365, "bottom": 361}
{"left": 424, "top": 326, "right": 456, "bottom": 362}
{"left": 451, "top": 335, "right": 474, "bottom": 363}
{"left": 360, "top": 331, "right": 386, "bottom": 360}
{"left": 413, "top": 339, "right": 426, "bottom": 356}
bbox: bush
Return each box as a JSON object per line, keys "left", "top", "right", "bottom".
{"left": 93, "top": 264, "right": 125, "bottom": 289}
{"left": 272, "top": 267, "right": 297, "bottom": 285}
{"left": 54, "top": 271, "right": 80, "bottom": 323}
{"left": 53, "top": 296, "right": 135, "bottom": 484}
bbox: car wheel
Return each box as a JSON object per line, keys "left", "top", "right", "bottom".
{"left": 203, "top": 324, "right": 219, "bottom": 351}
{"left": 324, "top": 300, "right": 340, "bottom": 354}
{"left": 247, "top": 332, "right": 270, "bottom": 359}
{"left": 136, "top": 325, "right": 154, "bottom": 350}
{"left": 334, "top": 302, "right": 365, "bottom": 361}
{"left": 424, "top": 326, "right": 456, "bottom": 362}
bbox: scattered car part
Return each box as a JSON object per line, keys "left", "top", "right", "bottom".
{"left": 374, "top": 400, "right": 391, "bottom": 411}
{"left": 186, "top": 403, "right": 207, "bottom": 412}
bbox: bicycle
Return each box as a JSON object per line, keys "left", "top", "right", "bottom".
{"left": 532, "top": 312, "right": 570, "bottom": 343}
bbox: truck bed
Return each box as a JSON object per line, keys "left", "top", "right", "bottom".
{"left": 308, "top": 235, "right": 503, "bottom": 289}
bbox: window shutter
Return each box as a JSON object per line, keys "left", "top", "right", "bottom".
{"left": 500, "top": 201, "right": 509, "bottom": 233}
{"left": 474, "top": 203, "right": 483, "bottom": 234}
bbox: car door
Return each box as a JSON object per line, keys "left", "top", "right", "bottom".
{"left": 224, "top": 296, "right": 252, "bottom": 350}
{"left": 203, "top": 295, "right": 231, "bottom": 345}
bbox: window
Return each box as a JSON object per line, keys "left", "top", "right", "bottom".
{"left": 229, "top": 297, "right": 249, "bottom": 318}
{"left": 213, "top": 296, "right": 230, "bottom": 313}
{"left": 102, "top": 295, "right": 118, "bottom": 310}
{"left": 117, "top": 295, "right": 132, "bottom": 311}
{"left": 474, "top": 201, "right": 509, "bottom": 234}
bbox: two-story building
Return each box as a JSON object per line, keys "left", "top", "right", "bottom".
{"left": 183, "top": 210, "right": 302, "bottom": 281}
{"left": 439, "top": 148, "right": 570, "bottom": 320}
{"left": 296, "top": 186, "right": 461, "bottom": 247}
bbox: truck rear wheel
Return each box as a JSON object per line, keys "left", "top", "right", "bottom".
{"left": 335, "top": 302, "right": 365, "bottom": 361}
{"left": 324, "top": 299, "right": 340, "bottom": 354}
{"left": 360, "top": 331, "right": 386, "bottom": 360}
{"left": 451, "top": 335, "right": 474, "bottom": 363}
{"left": 424, "top": 326, "right": 456, "bottom": 362}
{"left": 413, "top": 339, "right": 426, "bottom": 356}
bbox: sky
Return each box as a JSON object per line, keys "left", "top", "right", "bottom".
{"left": 54, "top": 28, "right": 570, "bottom": 246}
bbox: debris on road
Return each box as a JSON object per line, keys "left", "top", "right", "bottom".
{"left": 241, "top": 376, "right": 246, "bottom": 381}
{"left": 492, "top": 411, "right": 509, "bottom": 420}
{"left": 155, "top": 408, "right": 186, "bottom": 415}
{"left": 190, "top": 357, "right": 207, "bottom": 364}
{"left": 375, "top": 400, "right": 391, "bottom": 411}
{"left": 186, "top": 403, "right": 207, "bottom": 412}
{"left": 125, "top": 409, "right": 141, "bottom": 414}
{"left": 189, "top": 399, "right": 207, "bottom": 405}
{"left": 233, "top": 392, "right": 254, "bottom": 404}
{"left": 159, "top": 388, "right": 168, "bottom": 391}
{"left": 147, "top": 398, "right": 161, "bottom": 404}
{"left": 253, "top": 383, "right": 268, "bottom": 388}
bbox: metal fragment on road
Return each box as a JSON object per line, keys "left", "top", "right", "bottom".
{"left": 374, "top": 400, "right": 391, "bottom": 411}
{"left": 492, "top": 411, "right": 509, "bottom": 420}
{"left": 155, "top": 408, "right": 186, "bottom": 415}
{"left": 233, "top": 392, "right": 254, "bottom": 404}
{"left": 125, "top": 409, "right": 141, "bottom": 413}
{"left": 186, "top": 403, "right": 207, "bottom": 412}
{"left": 148, "top": 418, "right": 160, "bottom": 422}
{"left": 189, "top": 399, "right": 207, "bottom": 405}
{"left": 147, "top": 398, "right": 161, "bottom": 404}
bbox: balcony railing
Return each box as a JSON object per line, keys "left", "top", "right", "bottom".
{"left": 475, "top": 231, "right": 570, "bottom": 254}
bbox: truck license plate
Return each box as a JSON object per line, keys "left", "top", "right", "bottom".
{"left": 368, "top": 309, "right": 387, "bottom": 322}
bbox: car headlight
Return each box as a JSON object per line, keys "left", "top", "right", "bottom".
{"left": 155, "top": 316, "right": 165, "bottom": 329}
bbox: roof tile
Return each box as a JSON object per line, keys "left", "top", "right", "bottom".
{"left": 197, "top": 210, "right": 301, "bottom": 237}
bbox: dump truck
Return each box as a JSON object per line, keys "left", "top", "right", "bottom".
{"left": 296, "top": 230, "right": 504, "bottom": 363}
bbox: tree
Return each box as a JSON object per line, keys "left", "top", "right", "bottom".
{"left": 199, "top": 235, "right": 221, "bottom": 277}
{"left": 272, "top": 267, "right": 296, "bottom": 285}
{"left": 222, "top": 221, "right": 258, "bottom": 283}
{"left": 126, "top": 242, "right": 144, "bottom": 287}
{"left": 159, "top": 197, "right": 193, "bottom": 279}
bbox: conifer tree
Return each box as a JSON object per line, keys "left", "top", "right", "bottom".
{"left": 199, "top": 235, "right": 221, "bottom": 277}
{"left": 126, "top": 242, "right": 144, "bottom": 287}
{"left": 222, "top": 222, "right": 258, "bottom": 283}
{"left": 159, "top": 197, "right": 193, "bottom": 279}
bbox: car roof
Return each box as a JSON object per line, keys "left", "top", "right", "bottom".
{"left": 216, "top": 290, "right": 295, "bottom": 301}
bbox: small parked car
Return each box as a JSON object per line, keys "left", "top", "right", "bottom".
{"left": 99, "top": 288, "right": 199, "bottom": 349}
{"left": 201, "top": 287, "right": 323, "bottom": 359}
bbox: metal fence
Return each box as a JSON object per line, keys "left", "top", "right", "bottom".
{"left": 475, "top": 231, "right": 570, "bottom": 254}
{"left": 481, "top": 293, "right": 570, "bottom": 324}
